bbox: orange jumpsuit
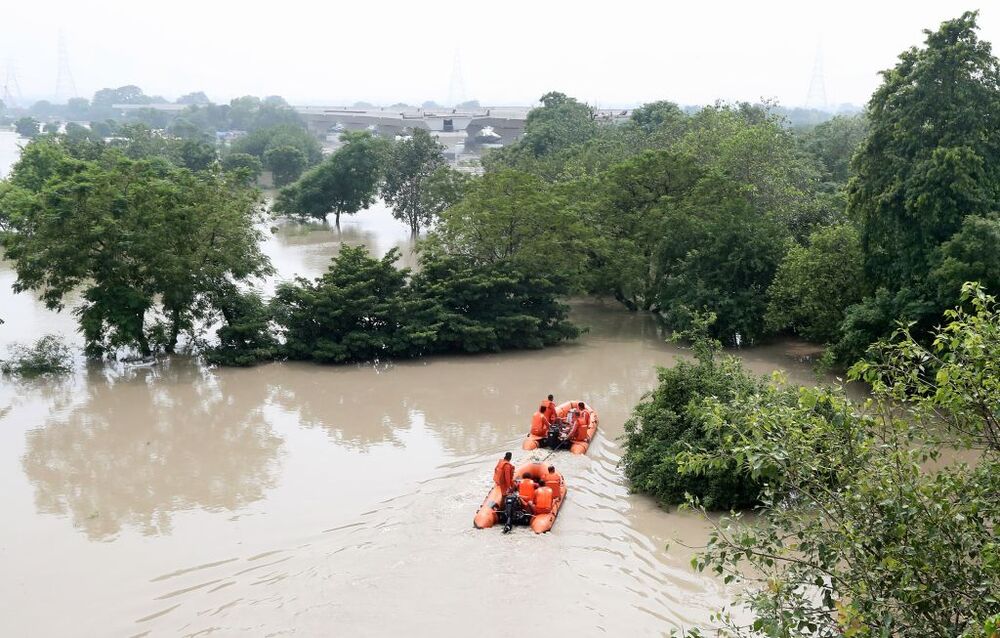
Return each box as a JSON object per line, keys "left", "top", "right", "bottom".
{"left": 493, "top": 459, "right": 514, "bottom": 494}
{"left": 572, "top": 411, "right": 591, "bottom": 442}
{"left": 530, "top": 411, "right": 550, "bottom": 437}
{"left": 543, "top": 400, "right": 558, "bottom": 424}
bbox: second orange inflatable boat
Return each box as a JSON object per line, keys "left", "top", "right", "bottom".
{"left": 522, "top": 400, "right": 599, "bottom": 455}
{"left": 473, "top": 462, "right": 567, "bottom": 533}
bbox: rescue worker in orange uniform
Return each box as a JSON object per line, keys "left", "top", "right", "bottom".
{"left": 530, "top": 405, "right": 550, "bottom": 437}
{"left": 567, "top": 401, "right": 591, "bottom": 442}
{"left": 543, "top": 394, "right": 558, "bottom": 425}
{"left": 494, "top": 452, "right": 515, "bottom": 494}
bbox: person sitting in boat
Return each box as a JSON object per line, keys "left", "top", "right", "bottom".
{"left": 494, "top": 452, "right": 514, "bottom": 494}
{"left": 517, "top": 474, "right": 538, "bottom": 515}
{"left": 530, "top": 405, "right": 550, "bottom": 437}
{"left": 566, "top": 402, "right": 591, "bottom": 442}
{"left": 544, "top": 466, "right": 561, "bottom": 494}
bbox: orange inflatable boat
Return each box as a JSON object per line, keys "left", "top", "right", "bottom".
{"left": 474, "top": 462, "right": 567, "bottom": 533}
{"left": 522, "top": 400, "right": 598, "bottom": 455}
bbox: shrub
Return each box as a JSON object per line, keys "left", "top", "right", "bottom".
{"left": 621, "top": 316, "right": 769, "bottom": 510}
{"left": 0, "top": 335, "right": 74, "bottom": 377}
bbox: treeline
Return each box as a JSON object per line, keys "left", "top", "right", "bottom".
{"left": 434, "top": 13, "right": 997, "bottom": 364}
{"left": 5, "top": 87, "right": 324, "bottom": 187}
{"left": 0, "top": 128, "right": 575, "bottom": 364}
{"left": 210, "top": 246, "right": 578, "bottom": 366}
{"left": 614, "top": 12, "right": 1000, "bottom": 636}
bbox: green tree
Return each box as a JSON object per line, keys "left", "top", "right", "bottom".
{"left": 14, "top": 116, "right": 40, "bottom": 138}
{"left": 230, "top": 123, "right": 321, "bottom": 165}
{"left": 849, "top": 11, "right": 1000, "bottom": 296}
{"left": 173, "top": 139, "right": 218, "bottom": 172}
{"left": 176, "top": 91, "right": 211, "bottom": 105}
{"left": 263, "top": 144, "right": 307, "bottom": 187}
{"left": 221, "top": 152, "right": 263, "bottom": 183}
{"left": 766, "top": 223, "right": 866, "bottom": 342}
{"left": 381, "top": 128, "right": 446, "bottom": 236}
{"left": 1, "top": 138, "right": 271, "bottom": 357}
{"left": 681, "top": 283, "right": 1000, "bottom": 637}
{"left": 521, "top": 91, "right": 597, "bottom": 157}
{"left": 272, "top": 131, "right": 386, "bottom": 226}
{"left": 427, "top": 169, "right": 580, "bottom": 280}
{"left": 929, "top": 213, "right": 1000, "bottom": 309}
{"left": 411, "top": 250, "right": 580, "bottom": 352}
{"left": 92, "top": 85, "right": 152, "bottom": 107}
{"left": 581, "top": 149, "right": 700, "bottom": 310}
{"left": 797, "top": 113, "right": 867, "bottom": 184}
{"left": 656, "top": 182, "right": 790, "bottom": 343}
{"left": 204, "top": 289, "right": 278, "bottom": 367}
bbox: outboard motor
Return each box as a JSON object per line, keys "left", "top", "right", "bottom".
{"left": 501, "top": 493, "right": 520, "bottom": 534}
{"left": 544, "top": 422, "right": 562, "bottom": 449}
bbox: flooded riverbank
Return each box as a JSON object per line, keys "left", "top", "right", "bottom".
{"left": 2, "top": 132, "right": 827, "bottom": 636}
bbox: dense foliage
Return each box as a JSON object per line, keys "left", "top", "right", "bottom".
{"left": 0, "top": 135, "right": 272, "bottom": 358}
{"left": 678, "top": 283, "right": 1000, "bottom": 637}
{"left": 838, "top": 10, "right": 1000, "bottom": 360}
{"left": 269, "top": 245, "right": 579, "bottom": 364}
{"left": 621, "top": 319, "right": 768, "bottom": 509}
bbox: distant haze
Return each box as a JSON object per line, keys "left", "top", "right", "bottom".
{"left": 2, "top": 0, "right": 997, "bottom": 108}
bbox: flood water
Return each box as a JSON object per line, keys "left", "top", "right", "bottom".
{"left": 1, "top": 133, "right": 828, "bottom": 636}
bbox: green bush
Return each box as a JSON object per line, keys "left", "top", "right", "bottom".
{"left": 621, "top": 319, "right": 769, "bottom": 510}
{"left": 203, "top": 291, "right": 278, "bottom": 367}
{"left": 0, "top": 335, "right": 74, "bottom": 377}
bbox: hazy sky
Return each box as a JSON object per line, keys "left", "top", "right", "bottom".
{"left": 2, "top": 1, "right": 997, "bottom": 108}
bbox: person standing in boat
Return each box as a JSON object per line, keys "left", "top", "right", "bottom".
{"left": 493, "top": 452, "right": 515, "bottom": 494}
{"left": 543, "top": 394, "right": 558, "bottom": 425}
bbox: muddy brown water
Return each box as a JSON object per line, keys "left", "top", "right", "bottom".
{"left": 1, "top": 136, "right": 831, "bottom": 636}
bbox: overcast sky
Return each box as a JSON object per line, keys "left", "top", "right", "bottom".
{"left": 2, "top": 1, "right": 997, "bottom": 108}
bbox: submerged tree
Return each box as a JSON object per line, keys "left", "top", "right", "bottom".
{"left": 381, "top": 128, "right": 446, "bottom": 236}
{"left": 272, "top": 131, "right": 386, "bottom": 226}
{"left": 1, "top": 137, "right": 272, "bottom": 357}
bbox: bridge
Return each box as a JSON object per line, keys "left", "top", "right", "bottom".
{"left": 111, "top": 103, "right": 634, "bottom": 152}
{"left": 294, "top": 106, "right": 533, "bottom": 146}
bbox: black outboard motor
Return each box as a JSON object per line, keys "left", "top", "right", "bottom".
{"left": 501, "top": 493, "right": 520, "bottom": 534}
{"left": 544, "top": 422, "right": 562, "bottom": 449}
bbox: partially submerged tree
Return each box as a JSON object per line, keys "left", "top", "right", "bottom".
{"left": 381, "top": 128, "right": 446, "bottom": 236}
{"left": 272, "top": 131, "right": 386, "bottom": 226}
{"left": 1, "top": 137, "right": 272, "bottom": 357}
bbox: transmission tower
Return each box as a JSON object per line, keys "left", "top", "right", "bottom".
{"left": 447, "top": 49, "right": 467, "bottom": 107}
{"left": 805, "top": 42, "right": 828, "bottom": 111}
{"left": 2, "top": 59, "right": 23, "bottom": 109}
{"left": 55, "top": 30, "right": 78, "bottom": 102}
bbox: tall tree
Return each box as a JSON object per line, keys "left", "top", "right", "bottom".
{"left": 381, "top": 128, "right": 445, "bottom": 236}
{"left": 849, "top": 11, "right": 1000, "bottom": 292}
{"left": 272, "top": 131, "right": 386, "bottom": 226}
